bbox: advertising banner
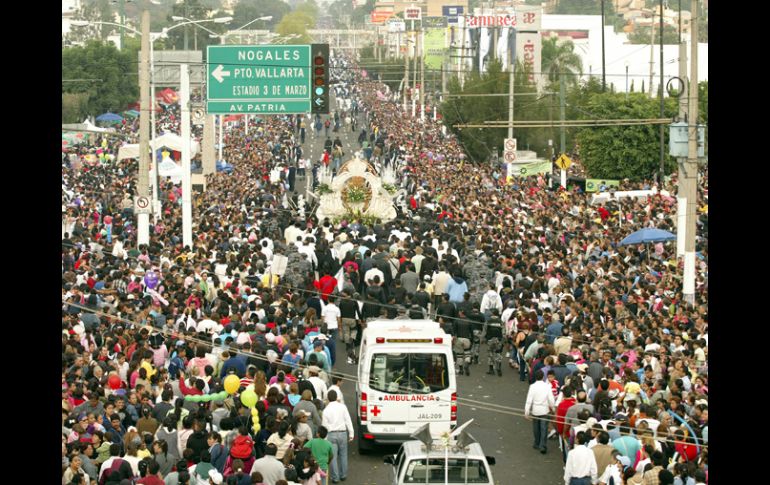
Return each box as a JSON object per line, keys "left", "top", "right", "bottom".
{"left": 585, "top": 179, "right": 621, "bottom": 193}
{"left": 424, "top": 28, "right": 447, "bottom": 70}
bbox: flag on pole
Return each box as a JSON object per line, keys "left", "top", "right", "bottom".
{"left": 335, "top": 266, "right": 345, "bottom": 292}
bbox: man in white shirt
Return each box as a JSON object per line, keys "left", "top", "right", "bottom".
{"left": 479, "top": 283, "right": 503, "bottom": 318}
{"left": 411, "top": 246, "right": 426, "bottom": 275}
{"left": 563, "top": 431, "right": 598, "bottom": 485}
{"left": 364, "top": 266, "right": 385, "bottom": 287}
{"left": 307, "top": 366, "right": 328, "bottom": 401}
{"left": 431, "top": 266, "right": 452, "bottom": 304}
{"left": 321, "top": 390, "right": 354, "bottom": 483}
{"left": 525, "top": 369, "right": 556, "bottom": 454}
{"left": 260, "top": 240, "right": 273, "bottom": 261}
{"left": 297, "top": 238, "right": 318, "bottom": 269}
{"left": 327, "top": 374, "right": 345, "bottom": 404}
{"left": 321, "top": 296, "right": 342, "bottom": 342}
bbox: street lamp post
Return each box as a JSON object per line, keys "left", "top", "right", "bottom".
{"left": 209, "top": 16, "right": 273, "bottom": 45}
{"left": 73, "top": 16, "right": 231, "bottom": 224}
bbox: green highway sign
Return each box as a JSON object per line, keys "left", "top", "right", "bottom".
{"left": 206, "top": 45, "right": 311, "bottom": 114}
{"left": 206, "top": 100, "right": 311, "bottom": 114}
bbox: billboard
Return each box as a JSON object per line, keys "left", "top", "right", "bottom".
{"left": 423, "top": 28, "right": 447, "bottom": 70}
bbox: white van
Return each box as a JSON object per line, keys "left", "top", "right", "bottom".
{"left": 384, "top": 439, "right": 497, "bottom": 485}
{"left": 356, "top": 319, "right": 457, "bottom": 453}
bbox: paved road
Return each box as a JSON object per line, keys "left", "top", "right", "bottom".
{"left": 296, "top": 95, "right": 565, "bottom": 484}
{"left": 332, "top": 341, "right": 565, "bottom": 485}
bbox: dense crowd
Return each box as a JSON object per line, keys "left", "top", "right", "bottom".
{"left": 61, "top": 51, "right": 708, "bottom": 485}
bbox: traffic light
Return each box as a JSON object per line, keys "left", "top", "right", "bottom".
{"left": 311, "top": 43, "right": 329, "bottom": 114}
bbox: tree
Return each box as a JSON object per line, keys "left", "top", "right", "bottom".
{"left": 165, "top": 0, "right": 229, "bottom": 51}
{"left": 232, "top": 0, "right": 290, "bottom": 30}
{"left": 554, "top": 0, "right": 624, "bottom": 30}
{"left": 350, "top": 0, "right": 375, "bottom": 27}
{"left": 359, "top": 45, "right": 404, "bottom": 93}
{"left": 294, "top": 0, "right": 320, "bottom": 24}
{"left": 65, "top": 0, "right": 115, "bottom": 45}
{"left": 327, "top": 0, "right": 354, "bottom": 28}
{"left": 573, "top": 92, "right": 679, "bottom": 180}
{"left": 62, "top": 92, "right": 91, "bottom": 124}
{"left": 698, "top": 81, "right": 707, "bottom": 125}
{"left": 541, "top": 37, "right": 583, "bottom": 87}
{"left": 628, "top": 24, "right": 681, "bottom": 44}
{"left": 275, "top": 10, "right": 315, "bottom": 43}
{"left": 441, "top": 60, "right": 540, "bottom": 162}
{"left": 62, "top": 40, "right": 139, "bottom": 118}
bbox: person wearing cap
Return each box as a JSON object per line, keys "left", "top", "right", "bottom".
{"left": 306, "top": 366, "right": 328, "bottom": 401}
{"left": 293, "top": 390, "right": 322, "bottom": 436}
{"left": 305, "top": 340, "right": 331, "bottom": 374}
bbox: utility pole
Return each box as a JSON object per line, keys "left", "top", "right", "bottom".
{"left": 648, "top": 15, "right": 655, "bottom": 97}
{"left": 420, "top": 23, "right": 425, "bottom": 121}
{"left": 180, "top": 63, "right": 193, "bottom": 249}
{"left": 413, "top": 20, "right": 418, "bottom": 117}
{"left": 149, "top": 35, "right": 159, "bottom": 222}
{"left": 203, "top": 115, "right": 216, "bottom": 175}
{"left": 218, "top": 115, "right": 223, "bottom": 162}
{"left": 119, "top": 0, "right": 126, "bottom": 50}
{"left": 441, "top": 63, "right": 447, "bottom": 97}
{"left": 682, "top": 1, "right": 698, "bottom": 305}
{"left": 507, "top": 31, "right": 514, "bottom": 140}
{"left": 659, "top": 0, "right": 665, "bottom": 182}
{"left": 601, "top": 0, "right": 606, "bottom": 91}
{"left": 459, "top": 18, "right": 466, "bottom": 89}
{"left": 404, "top": 27, "right": 409, "bottom": 112}
{"left": 137, "top": 10, "right": 151, "bottom": 247}
{"left": 183, "top": 1, "right": 189, "bottom": 51}
{"left": 676, "top": 37, "right": 687, "bottom": 257}
{"left": 559, "top": 76, "right": 566, "bottom": 188}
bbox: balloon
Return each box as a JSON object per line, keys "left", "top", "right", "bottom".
{"left": 240, "top": 388, "right": 258, "bottom": 408}
{"left": 144, "top": 271, "right": 159, "bottom": 290}
{"left": 108, "top": 374, "right": 121, "bottom": 390}
{"left": 217, "top": 391, "right": 229, "bottom": 400}
{"left": 104, "top": 215, "right": 113, "bottom": 225}
{"left": 224, "top": 375, "right": 240, "bottom": 395}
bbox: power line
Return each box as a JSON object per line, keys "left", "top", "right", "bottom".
{"left": 61, "top": 300, "right": 706, "bottom": 449}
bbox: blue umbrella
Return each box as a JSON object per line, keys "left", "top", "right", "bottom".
{"left": 96, "top": 112, "right": 123, "bottom": 123}
{"left": 618, "top": 228, "right": 676, "bottom": 246}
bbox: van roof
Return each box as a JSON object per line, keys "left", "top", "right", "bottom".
{"left": 401, "top": 440, "right": 488, "bottom": 460}
{"left": 364, "top": 320, "right": 446, "bottom": 334}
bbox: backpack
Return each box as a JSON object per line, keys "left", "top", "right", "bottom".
{"left": 168, "top": 354, "right": 185, "bottom": 378}
{"left": 230, "top": 434, "right": 255, "bottom": 459}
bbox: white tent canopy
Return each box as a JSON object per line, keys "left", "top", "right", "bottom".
{"left": 116, "top": 133, "right": 200, "bottom": 161}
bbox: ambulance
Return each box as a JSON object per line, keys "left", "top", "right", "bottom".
{"left": 356, "top": 320, "right": 457, "bottom": 453}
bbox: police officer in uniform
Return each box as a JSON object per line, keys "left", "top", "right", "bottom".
{"left": 485, "top": 309, "right": 505, "bottom": 376}
{"left": 464, "top": 303, "right": 485, "bottom": 365}
{"left": 453, "top": 312, "right": 474, "bottom": 376}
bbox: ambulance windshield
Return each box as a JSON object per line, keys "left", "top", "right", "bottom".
{"left": 369, "top": 352, "right": 449, "bottom": 394}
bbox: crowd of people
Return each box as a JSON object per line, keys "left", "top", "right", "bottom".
{"left": 61, "top": 50, "right": 708, "bottom": 485}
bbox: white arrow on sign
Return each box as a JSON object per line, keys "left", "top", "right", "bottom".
{"left": 314, "top": 98, "right": 324, "bottom": 106}
{"left": 212, "top": 64, "right": 231, "bottom": 83}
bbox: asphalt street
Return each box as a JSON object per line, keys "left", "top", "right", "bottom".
{"left": 295, "top": 95, "right": 565, "bottom": 484}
